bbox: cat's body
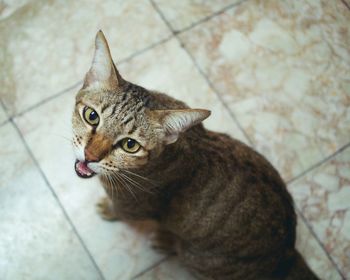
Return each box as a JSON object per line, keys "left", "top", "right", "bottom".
{"left": 72, "top": 31, "right": 318, "bottom": 280}
{"left": 98, "top": 88, "right": 315, "bottom": 280}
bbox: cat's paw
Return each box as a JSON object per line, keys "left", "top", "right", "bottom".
{"left": 150, "top": 229, "right": 178, "bottom": 255}
{"left": 96, "top": 197, "right": 120, "bottom": 221}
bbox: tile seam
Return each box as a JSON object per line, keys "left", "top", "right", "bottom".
{"left": 287, "top": 142, "right": 350, "bottom": 279}
{"left": 10, "top": 119, "right": 106, "bottom": 280}
{"left": 15, "top": 80, "right": 83, "bottom": 118}
{"left": 149, "top": 0, "right": 254, "bottom": 147}
{"left": 150, "top": 2, "right": 349, "bottom": 278}
{"left": 295, "top": 207, "right": 346, "bottom": 279}
{"left": 173, "top": 0, "right": 248, "bottom": 35}
{"left": 132, "top": 255, "right": 171, "bottom": 279}
{"left": 0, "top": 98, "right": 10, "bottom": 126}
{"left": 0, "top": 120, "right": 9, "bottom": 127}
{"left": 340, "top": 0, "right": 350, "bottom": 10}
{"left": 287, "top": 142, "right": 350, "bottom": 184}
{"left": 9, "top": 35, "right": 174, "bottom": 119}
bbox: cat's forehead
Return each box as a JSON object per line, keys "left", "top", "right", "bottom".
{"left": 77, "top": 82, "right": 149, "bottom": 108}
{"left": 76, "top": 84, "right": 151, "bottom": 136}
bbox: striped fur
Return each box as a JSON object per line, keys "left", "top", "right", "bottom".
{"left": 71, "top": 31, "right": 318, "bottom": 280}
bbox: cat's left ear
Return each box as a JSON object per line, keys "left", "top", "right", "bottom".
{"left": 151, "top": 109, "right": 211, "bottom": 144}
{"left": 83, "top": 30, "right": 123, "bottom": 90}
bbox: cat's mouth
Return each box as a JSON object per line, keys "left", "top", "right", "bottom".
{"left": 75, "top": 160, "right": 96, "bottom": 178}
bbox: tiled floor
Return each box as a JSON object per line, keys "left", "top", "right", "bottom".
{"left": 0, "top": 0, "right": 349, "bottom": 279}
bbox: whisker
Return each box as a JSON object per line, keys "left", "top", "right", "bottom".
{"left": 124, "top": 178, "right": 139, "bottom": 201}
{"left": 122, "top": 169, "right": 158, "bottom": 186}
{"left": 118, "top": 172, "right": 142, "bottom": 189}
{"left": 112, "top": 177, "right": 120, "bottom": 199}
{"left": 111, "top": 174, "right": 123, "bottom": 199}
{"left": 119, "top": 171, "right": 154, "bottom": 195}
{"left": 104, "top": 175, "right": 112, "bottom": 198}
{"left": 107, "top": 175, "right": 115, "bottom": 201}
{"left": 108, "top": 171, "right": 121, "bottom": 201}
{"left": 113, "top": 173, "right": 138, "bottom": 201}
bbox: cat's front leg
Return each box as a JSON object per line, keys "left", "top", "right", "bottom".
{"left": 151, "top": 229, "right": 179, "bottom": 255}
{"left": 96, "top": 196, "right": 121, "bottom": 221}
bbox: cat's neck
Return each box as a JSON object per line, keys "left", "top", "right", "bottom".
{"left": 137, "top": 125, "right": 209, "bottom": 190}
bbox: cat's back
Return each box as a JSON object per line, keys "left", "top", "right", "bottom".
{"left": 166, "top": 129, "right": 296, "bottom": 256}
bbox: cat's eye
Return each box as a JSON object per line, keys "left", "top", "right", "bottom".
{"left": 83, "top": 106, "right": 99, "bottom": 126}
{"left": 120, "top": 138, "right": 141, "bottom": 153}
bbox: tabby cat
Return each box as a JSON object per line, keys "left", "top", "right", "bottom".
{"left": 72, "top": 31, "right": 318, "bottom": 280}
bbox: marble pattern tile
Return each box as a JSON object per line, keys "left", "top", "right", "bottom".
{"left": 290, "top": 147, "right": 350, "bottom": 278}
{"left": 0, "top": 0, "right": 30, "bottom": 19}
{"left": 14, "top": 89, "right": 164, "bottom": 280}
{"left": 0, "top": 102, "right": 8, "bottom": 124}
{"left": 136, "top": 215, "right": 341, "bottom": 280}
{"left": 135, "top": 257, "right": 195, "bottom": 280}
{"left": 179, "top": 0, "right": 350, "bottom": 181}
{"left": 341, "top": 0, "right": 350, "bottom": 9}
{"left": 14, "top": 37, "right": 249, "bottom": 277}
{"left": 153, "top": 0, "right": 243, "bottom": 31}
{"left": 2, "top": 0, "right": 349, "bottom": 278}
{"left": 0, "top": 0, "right": 171, "bottom": 115}
{"left": 119, "top": 38, "right": 248, "bottom": 143}
{"left": 0, "top": 123, "right": 101, "bottom": 280}
{"left": 295, "top": 215, "right": 342, "bottom": 280}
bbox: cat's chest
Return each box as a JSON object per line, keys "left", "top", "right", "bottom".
{"left": 100, "top": 178, "right": 161, "bottom": 218}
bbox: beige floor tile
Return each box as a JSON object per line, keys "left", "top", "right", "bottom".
{"left": 179, "top": 0, "right": 350, "bottom": 181}
{"left": 0, "top": 0, "right": 32, "bottom": 20}
{"left": 135, "top": 257, "right": 195, "bottom": 280}
{"left": 14, "top": 89, "right": 164, "bottom": 280}
{"left": 0, "top": 123, "right": 101, "bottom": 280}
{"left": 296, "top": 215, "right": 342, "bottom": 280}
{"left": 119, "top": 38, "right": 248, "bottom": 144}
{"left": 13, "top": 36, "right": 250, "bottom": 277}
{"left": 0, "top": 103, "right": 8, "bottom": 123}
{"left": 0, "top": 0, "right": 170, "bottom": 115}
{"left": 153, "top": 0, "right": 243, "bottom": 31}
{"left": 290, "top": 147, "right": 350, "bottom": 278}
{"left": 341, "top": 0, "right": 350, "bottom": 9}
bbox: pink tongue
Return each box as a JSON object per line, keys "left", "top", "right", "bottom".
{"left": 77, "top": 161, "right": 94, "bottom": 175}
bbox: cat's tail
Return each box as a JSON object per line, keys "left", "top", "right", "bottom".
{"left": 283, "top": 250, "right": 319, "bottom": 280}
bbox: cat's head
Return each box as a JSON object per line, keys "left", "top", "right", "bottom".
{"left": 72, "top": 31, "right": 210, "bottom": 178}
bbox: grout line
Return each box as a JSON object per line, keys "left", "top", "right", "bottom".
{"left": 6, "top": 0, "right": 347, "bottom": 275}
{"left": 173, "top": 0, "right": 248, "bottom": 35}
{"left": 11, "top": 36, "right": 174, "bottom": 120}
{"left": 117, "top": 34, "right": 174, "bottom": 64}
{"left": 287, "top": 142, "right": 350, "bottom": 184}
{"left": 287, "top": 143, "right": 350, "bottom": 279}
{"left": 340, "top": 0, "right": 350, "bottom": 10}
{"left": 10, "top": 119, "right": 106, "bottom": 280}
{"left": 132, "top": 255, "right": 171, "bottom": 279}
{"left": 0, "top": 119, "right": 9, "bottom": 127}
{"left": 151, "top": 1, "right": 348, "bottom": 278}
{"left": 149, "top": 0, "right": 254, "bottom": 147}
{"left": 0, "top": 98, "right": 10, "bottom": 126}
{"left": 5, "top": 0, "right": 245, "bottom": 122}
{"left": 0, "top": 96, "right": 10, "bottom": 113}
{"left": 295, "top": 207, "right": 346, "bottom": 279}
{"left": 179, "top": 44, "right": 255, "bottom": 146}
{"left": 15, "top": 80, "right": 83, "bottom": 118}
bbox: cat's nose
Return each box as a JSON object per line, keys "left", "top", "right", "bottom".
{"left": 84, "top": 133, "right": 112, "bottom": 162}
{"left": 85, "top": 148, "right": 99, "bottom": 162}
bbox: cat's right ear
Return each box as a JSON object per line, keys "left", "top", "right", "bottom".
{"left": 82, "top": 30, "right": 123, "bottom": 90}
{"left": 150, "top": 109, "right": 211, "bottom": 144}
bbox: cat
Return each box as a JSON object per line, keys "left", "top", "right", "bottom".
{"left": 72, "top": 31, "right": 319, "bottom": 280}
